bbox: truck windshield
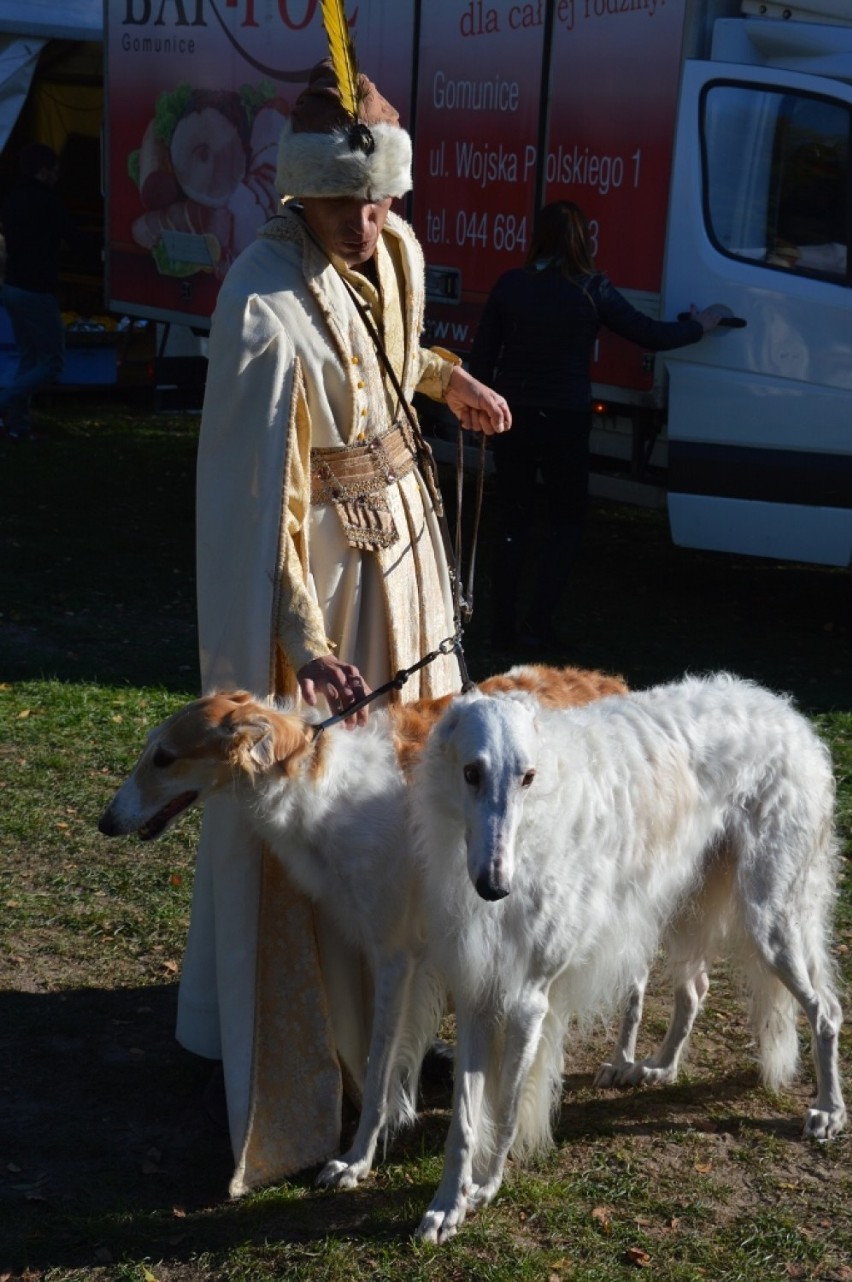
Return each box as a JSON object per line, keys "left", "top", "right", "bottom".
{"left": 701, "top": 82, "right": 850, "bottom": 285}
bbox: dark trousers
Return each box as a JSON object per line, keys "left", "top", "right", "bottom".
{"left": 490, "top": 404, "right": 592, "bottom": 640}
{"left": 0, "top": 284, "right": 65, "bottom": 432}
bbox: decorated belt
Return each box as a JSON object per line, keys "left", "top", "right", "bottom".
{"left": 310, "top": 422, "right": 417, "bottom": 551}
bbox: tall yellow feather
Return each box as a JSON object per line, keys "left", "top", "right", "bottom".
{"left": 321, "top": 0, "right": 360, "bottom": 120}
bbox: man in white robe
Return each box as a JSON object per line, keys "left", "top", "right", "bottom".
{"left": 179, "top": 61, "right": 511, "bottom": 1195}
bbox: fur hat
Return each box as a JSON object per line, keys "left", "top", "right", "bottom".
{"left": 276, "top": 60, "right": 412, "bottom": 201}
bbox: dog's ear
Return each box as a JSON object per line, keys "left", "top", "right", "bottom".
{"left": 225, "top": 716, "right": 279, "bottom": 774}
{"left": 226, "top": 712, "right": 313, "bottom": 777}
{"left": 434, "top": 690, "right": 481, "bottom": 748}
{"left": 503, "top": 690, "right": 540, "bottom": 719}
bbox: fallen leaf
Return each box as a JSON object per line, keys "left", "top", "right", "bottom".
{"left": 592, "top": 1206, "right": 613, "bottom": 1234}
{"left": 694, "top": 1162, "right": 713, "bottom": 1174}
{"left": 17, "top": 709, "right": 31, "bottom": 719}
{"left": 625, "top": 1246, "right": 652, "bottom": 1268}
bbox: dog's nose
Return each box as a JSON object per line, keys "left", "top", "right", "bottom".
{"left": 98, "top": 809, "right": 118, "bottom": 836}
{"left": 475, "top": 876, "right": 510, "bottom": 902}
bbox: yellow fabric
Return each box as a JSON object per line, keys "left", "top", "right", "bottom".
{"left": 32, "top": 81, "right": 102, "bottom": 154}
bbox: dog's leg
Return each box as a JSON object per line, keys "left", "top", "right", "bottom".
{"left": 803, "top": 984, "right": 847, "bottom": 1140}
{"left": 618, "top": 967, "right": 709, "bottom": 1086}
{"left": 417, "top": 1005, "right": 491, "bottom": 1244}
{"left": 594, "top": 974, "right": 648, "bottom": 1087}
{"left": 467, "top": 982, "right": 551, "bottom": 1209}
{"left": 749, "top": 940, "right": 846, "bottom": 1140}
{"left": 317, "top": 949, "right": 414, "bottom": 1190}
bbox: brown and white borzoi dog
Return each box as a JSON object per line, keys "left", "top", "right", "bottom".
{"left": 98, "top": 663, "right": 626, "bottom": 1190}
{"left": 411, "top": 674, "right": 846, "bottom": 1243}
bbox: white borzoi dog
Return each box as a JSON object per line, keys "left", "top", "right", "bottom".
{"left": 411, "top": 673, "right": 845, "bottom": 1244}
{"left": 97, "top": 664, "right": 626, "bottom": 1191}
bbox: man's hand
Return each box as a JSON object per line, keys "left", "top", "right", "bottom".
{"left": 445, "top": 366, "right": 512, "bottom": 436}
{"left": 690, "top": 303, "right": 726, "bottom": 333}
{"left": 297, "top": 655, "right": 371, "bottom": 728}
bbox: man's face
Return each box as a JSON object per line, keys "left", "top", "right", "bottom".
{"left": 300, "top": 195, "right": 393, "bottom": 268}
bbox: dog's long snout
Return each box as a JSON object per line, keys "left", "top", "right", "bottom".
{"left": 98, "top": 808, "right": 120, "bottom": 837}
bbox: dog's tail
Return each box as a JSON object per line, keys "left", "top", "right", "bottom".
{"left": 747, "top": 967, "right": 801, "bottom": 1091}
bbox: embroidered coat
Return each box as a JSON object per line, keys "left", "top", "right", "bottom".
{"left": 180, "top": 206, "right": 460, "bottom": 1195}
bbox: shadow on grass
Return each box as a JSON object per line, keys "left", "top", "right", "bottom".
{"left": 2, "top": 415, "right": 850, "bottom": 708}
{"left": 0, "top": 982, "right": 444, "bottom": 1274}
{"left": 1, "top": 977, "right": 814, "bottom": 1276}
{"left": 0, "top": 414, "right": 199, "bottom": 692}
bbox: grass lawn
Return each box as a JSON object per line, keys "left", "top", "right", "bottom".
{"left": 1, "top": 402, "right": 850, "bottom": 1282}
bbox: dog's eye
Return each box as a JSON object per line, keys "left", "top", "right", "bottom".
{"left": 463, "top": 764, "right": 480, "bottom": 788}
{"left": 152, "top": 746, "right": 176, "bottom": 769}
{"left": 522, "top": 769, "right": 536, "bottom": 789}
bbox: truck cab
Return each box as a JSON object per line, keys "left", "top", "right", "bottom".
{"left": 662, "top": 1, "right": 852, "bottom": 565}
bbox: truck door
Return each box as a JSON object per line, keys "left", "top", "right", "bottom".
{"left": 661, "top": 60, "right": 852, "bottom": 567}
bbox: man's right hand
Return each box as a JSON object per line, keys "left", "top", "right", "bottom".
{"left": 297, "top": 655, "right": 371, "bottom": 728}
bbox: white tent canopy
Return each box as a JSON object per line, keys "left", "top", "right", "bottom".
{"left": 0, "top": 2, "right": 102, "bottom": 160}
{"left": 0, "top": 1, "right": 103, "bottom": 43}
{"left": 0, "top": 38, "right": 44, "bottom": 156}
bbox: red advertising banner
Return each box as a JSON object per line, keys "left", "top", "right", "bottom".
{"left": 411, "top": 1, "right": 547, "bottom": 351}
{"left": 105, "top": 0, "right": 415, "bottom": 325}
{"left": 544, "top": 0, "right": 689, "bottom": 390}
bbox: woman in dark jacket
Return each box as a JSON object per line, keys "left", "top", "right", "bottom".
{"left": 468, "top": 199, "right": 721, "bottom": 648}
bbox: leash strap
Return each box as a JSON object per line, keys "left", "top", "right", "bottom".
{"left": 313, "top": 633, "right": 466, "bottom": 734}
{"left": 454, "top": 428, "right": 487, "bottom": 621}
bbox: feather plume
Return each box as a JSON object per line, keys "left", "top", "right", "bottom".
{"left": 321, "top": 0, "right": 360, "bottom": 121}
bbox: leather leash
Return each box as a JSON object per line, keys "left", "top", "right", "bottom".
{"left": 312, "top": 633, "right": 464, "bottom": 735}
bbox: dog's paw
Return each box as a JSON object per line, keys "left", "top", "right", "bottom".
{"left": 315, "top": 1156, "right": 371, "bottom": 1190}
{"left": 416, "top": 1197, "right": 469, "bottom": 1244}
{"left": 466, "top": 1174, "right": 502, "bottom": 1208}
{"left": 803, "top": 1105, "right": 847, "bottom": 1141}
{"left": 594, "top": 1060, "right": 634, "bottom": 1089}
{"left": 621, "top": 1059, "right": 678, "bottom": 1088}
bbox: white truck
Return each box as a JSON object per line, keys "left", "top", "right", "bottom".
{"left": 105, "top": 0, "right": 852, "bottom": 565}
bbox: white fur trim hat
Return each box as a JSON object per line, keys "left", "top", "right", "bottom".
{"left": 276, "top": 60, "right": 412, "bottom": 201}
